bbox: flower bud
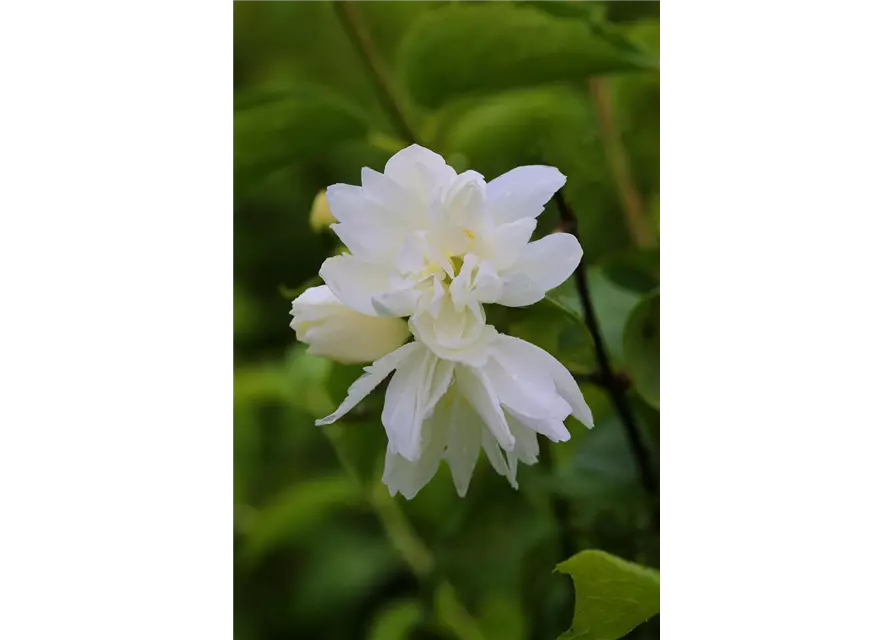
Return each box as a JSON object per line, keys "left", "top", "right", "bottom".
{"left": 290, "top": 286, "right": 409, "bottom": 364}
{"left": 309, "top": 190, "right": 336, "bottom": 232}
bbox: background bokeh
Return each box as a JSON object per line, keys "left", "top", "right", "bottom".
{"left": 234, "top": 2, "right": 659, "bottom": 639}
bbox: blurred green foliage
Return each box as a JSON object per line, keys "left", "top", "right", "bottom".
{"left": 234, "top": 2, "right": 659, "bottom": 639}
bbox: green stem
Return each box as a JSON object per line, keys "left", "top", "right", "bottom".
{"left": 323, "top": 425, "right": 487, "bottom": 640}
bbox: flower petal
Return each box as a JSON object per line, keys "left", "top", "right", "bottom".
{"left": 361, "top": 167, "right": 420, "bottom": 227}
{"left": 443, "top": 393, "right": 481, "bottom": 497}
{"left": 481, "top": 425, "right": 515, "bottom": 489}
{"left": 494, "top": 335, "right": 593, "bottom": 428}
{"left": 455, "top": 365, "right": 514, "bottom": 451}
{"left": 291, "top": 286, "right": 409, "bottom": 364}
{"left": 486, "top": 165, "right": 566, "bottom": 224}
{"left": 483, "top": 355, "right": 572, "bottom": 422}
{"left": 485, "top": 218, "right": 536, "bottom": 271}
{"left": 382, "top": 391, "right": 450, "bottom": 499}
{"left": 495, "top": 233, "right": 583, "bottom": 307}
{"left": 383, "top": 349, "right": 454, "bottom": 461}
{"left": 384, "top": 144, "right": 457, "bottom": 201}
{"left": 319, "top": 254, "right": 393, "bottom": 316}
{"left": 316, "top": 342, "right": 422, "bottom": 425}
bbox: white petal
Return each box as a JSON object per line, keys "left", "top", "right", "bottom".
{"left": 382, "top": 346, "right": 432, "bottom": 460}
{"left": 384, "top": 144, "right": 457, "bottom": 201}
{"left": 470, "top": 260, "right": 503, "bottom": 304}
{"left": 486, "top": 165, "right": 566, "bottom": 224}
{"left": 316, "top": 342, "right": 422, "bottom": 425}
{"left": 480, "top": 425, "right": 516, "bottom": 489}
{"left": 381, "top": 395, "right": 450, "bottom": 500}
{"left": 504, "top": 416, "right": 540, "bottom": 483}
{"left": 495, "top": 335, "right": 593, "bottom": 428}
{"left": 383, "top": 349, "right": 454, "bottom": 461}
{"left": 319, "top": 254, "right": 393, "bottom": 316}
{"left": 371, "top": 287, "right": 424, "bottom": 318}
{"left": 454, "top": 365, "right": 514, "bottom": 451}
{"left": 442, "top": 393, "right": 481, "bottom": 497}
{"left": 441, "top": 170, "right": 487, "bottom": 231}
{"left": 485, "top": 218, "right": 536, "bottom": 271}
{"left": 325, "top": 183, "right": 366, "bottom": 225}
{"left": 291, "top": 286, "right": 409, "bottom": 364}
{"left": 505, "top": 409, "right": 571, "bottom": 443}
{"left": 483, "top": 356, "right": 572, "bottom": 422}
{"left": 302, "top": 315, "right": 408, "bottom": 364}
{"left": 361, "top": 167, "right": 420, "bottom": 227}
{"left": 507, "top": 416, "right": 540, "bottom": 465}
{"left": 495, "top": 233, "right": 583, "bottom": 307}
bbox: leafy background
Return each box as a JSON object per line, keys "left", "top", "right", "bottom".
{"left": 234, "top": 2, "right": 659, "bottom": 639}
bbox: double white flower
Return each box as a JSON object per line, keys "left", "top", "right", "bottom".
{"left": 290, "top": 145, "right": 593, "bottom": 498}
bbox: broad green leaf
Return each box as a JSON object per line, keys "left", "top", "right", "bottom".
{"left": 556, "top": 549, "right": 659, "bottom": 640}
{"left": 586, "top": 269, "right": 643, "bottom": 365}
{"left": 604, "top": 1, "right": 660, "bottom": 24}
{"left": 368, "top": 599, "right": 422, "bottom": 640}
{"left": 442, "top": 87, "right": 597, "bottom": 179}
{"left": 521, "top": 1, "right": 596, "bottom": 21}
{"left": 599, "top": 249, "right": 659, "bottom": 295}
{"left": 623, "top": 290, "right": 659, "bottom": 408}
{"left": 240, "top": 475, "right": 364, "bottom": 566}
{"left": 234, "top": 85, "right": 367, "bottom": 191}
{"left": 400, "top": 5, "right": 657, "bottom": 107}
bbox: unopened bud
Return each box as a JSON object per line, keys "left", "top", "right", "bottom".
{"left": 309, "top": 190, "right": 336, "bottom": 232}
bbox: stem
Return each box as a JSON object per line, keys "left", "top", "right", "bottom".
{"left": 333, "top": 1, "right": 418, "bottom": 145}
{"left": 323, "top": 426, "right": 487, "bottom": 640}
{"left": 588, "top": 77, "right": 655, "bottom": 248}
{"left": 554, "top": 190, "right": 659, "bottom": 526}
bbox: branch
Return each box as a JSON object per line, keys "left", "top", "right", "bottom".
{"left": 588, "top": 77, "right": 655, "bottom": 248}
{"left": 554, "top": 190, "right": 659, "bottom": 527}
{"left": 333, "top": 1, "right": 418, "bottom": 145}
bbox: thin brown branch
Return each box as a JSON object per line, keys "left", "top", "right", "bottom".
{"left": 555, "top": 190, "right": 659, "bottom": 529}
{"left": 588, "top": 77, "right": 655, "bottom": 248}
{"left": 333, "top": 1, "right": 418, "bottom": 145}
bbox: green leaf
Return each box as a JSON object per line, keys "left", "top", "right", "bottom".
{"left": 623, "top": 290, "right": 659, "bottom": 408}
{"left": 368, "top": 599, "right": 422, "bottom": 640}
{"left": 400, "top": 5, "right": 657, "bottom": 107}
{"left": 234, "top": 85, "right": 368, "bottom": 191}
{"left": 585, "top": 269, "right": 642, "bottom": 364}
{"left": 604, "top": 1, "right": 660, "bottom": 24}
{"left": 240, "top": 475, "right": 365, "bottom": 566}
{"left": 521, "top": 1, "right": 595, "bottom": 21}
{"left": 599, "top": 249, "right": 659, "bottom": 295}
{"left": 556, "top": 549, "right": 659, "bottom": 640}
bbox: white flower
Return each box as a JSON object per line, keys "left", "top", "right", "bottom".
{"left": 319, "top": 144, "right": 584, "bottom": 336}
{"left": 316, "top": 334, "right": 593, "bottom": 498}
{"left": 292, "top": 144, "right": 594, "bottom": 498}
{"left": 289, "top": 285, "right": 409, "bottom": 364}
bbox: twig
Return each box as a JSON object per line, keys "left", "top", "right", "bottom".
{"left": 588, "top": 77, "right": 655, "bottom": 248}
{"left": 554, "top": 190, "right": 659, "bottom": 527}
{"left": 333, "top": 1, "right": 418, "bottom": 145}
